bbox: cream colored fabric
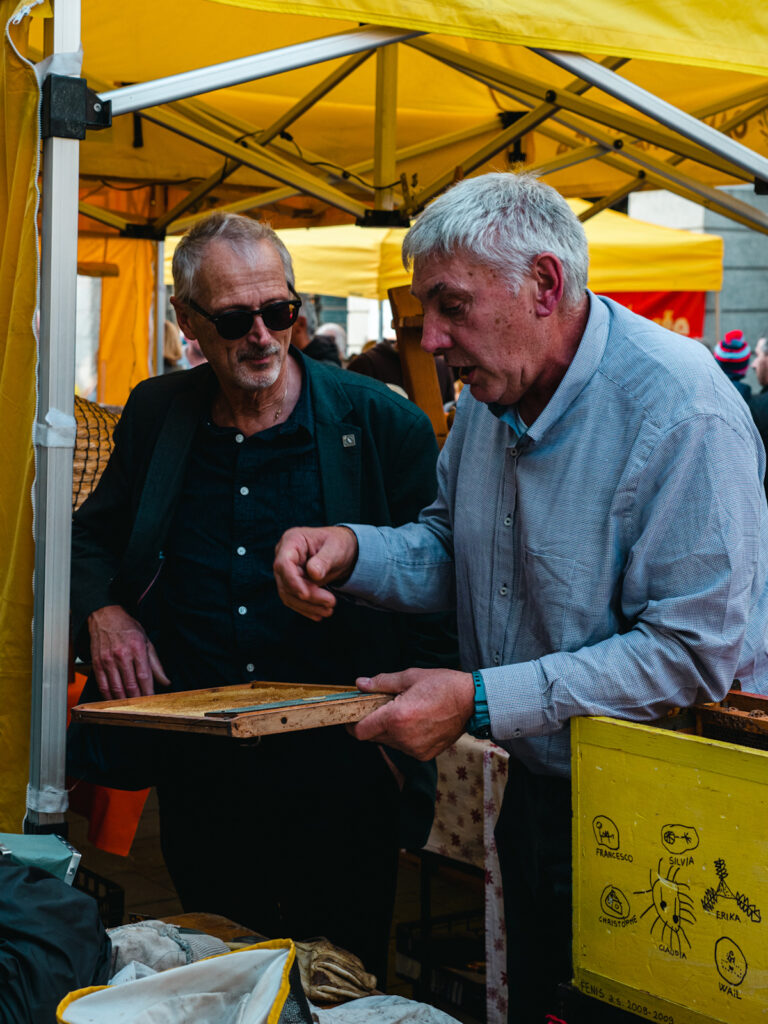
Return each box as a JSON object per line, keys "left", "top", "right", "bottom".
{"left": 309, "top": 995, "right": 463, "bottom": 1022}
{"left": 107, "top": 921, "right": 230, "bottom": 976}
{"left": 59, "top": 943, "right": 293, "bottom": 1024}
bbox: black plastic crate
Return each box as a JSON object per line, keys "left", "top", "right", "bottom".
{"left": 72, "top": 864, "right": 125, "bottom": 928}
{"left": 396, "top": 910, "right": 486, "bottom": 1020}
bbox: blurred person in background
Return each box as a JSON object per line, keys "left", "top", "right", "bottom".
{"left": 713, "top": 328, "right": 752, "bottom": 401}
{"left": 348, "top": 337, "right": 456, "bottom": 407}
{"left": 315, "top": 321, "right": 347, "bottom": 363}
{"left": 748, "top": 335, "right": 768, "bottom": 498}
{"left": 290, "top": 296, "right": 342, "bottom": 367}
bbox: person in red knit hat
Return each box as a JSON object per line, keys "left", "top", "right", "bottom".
{"left": 713, "top": 328, "right": 752, "bottom": 400}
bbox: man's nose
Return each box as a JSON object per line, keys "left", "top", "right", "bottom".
{"left": 250, "top": 313, "right": 274, "bottom": 343}
{"left": 420, "top": 315, "right": 450, "bottom": 354}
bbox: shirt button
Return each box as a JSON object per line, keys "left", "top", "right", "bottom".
{"left": 499, "top": 585, "right": 508, "bottom": 596}
{"left": 493, "top": 653, "right": 501, "bottom": 665}
{"left": 235, "top": 433, "right": 244, "bottom": 443}
{"left": 238, "top": 605, "right": 247, "bottom": 616}
{"left": 246, "top": 663, "right": 255, "bottom": 673}
{"left": 504, "top": 515, "right": 512, "bottom": 526}
{"left": 509, "top": 448, "right": 518, "bottom": 457}
{"left": 513, "top": 729, "right": 522, "bottom": 738}
{"left": 240, "top": 486, "right": 249, "bottom": 496}
{"left": 236, "top": 546, "right": 246, "bottom": 556}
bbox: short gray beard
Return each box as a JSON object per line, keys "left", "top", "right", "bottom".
{"left": 238, "top": 343, "right": 282, "bottom": 390}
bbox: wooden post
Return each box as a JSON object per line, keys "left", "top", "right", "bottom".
{"left": 388, "top": 284, "right": 448, "bottom": 449}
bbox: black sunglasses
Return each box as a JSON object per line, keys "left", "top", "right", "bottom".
{"left": 188, "top": 286, "right": 302, "bottom": 341}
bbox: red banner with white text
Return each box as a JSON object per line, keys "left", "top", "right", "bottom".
{"left": 604, "top": 291, "right": 706, "bottom": 339}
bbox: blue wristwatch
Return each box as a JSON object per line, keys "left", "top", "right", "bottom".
{"left": 467, "top": 670, "right": 491, "bottom": 739}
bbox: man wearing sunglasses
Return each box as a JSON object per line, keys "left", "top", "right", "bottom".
{"left": 69, "top": 211, "right": 457, "bottom": 983}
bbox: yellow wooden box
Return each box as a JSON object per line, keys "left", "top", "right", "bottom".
{"left": 571, "top": 714, "right": 768, "bottom": 1023}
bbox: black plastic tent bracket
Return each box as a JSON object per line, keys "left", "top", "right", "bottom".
{"left": 41, "top": 74, "right": 112, "bottom": 140}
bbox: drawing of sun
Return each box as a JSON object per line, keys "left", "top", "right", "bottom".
{"left": 635, "top": 858, "right": 696, "bottom": 953}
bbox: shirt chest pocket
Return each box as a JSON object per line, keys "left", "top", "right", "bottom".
{"left": 520, "top": 547, "right": 582, "bottom": 654}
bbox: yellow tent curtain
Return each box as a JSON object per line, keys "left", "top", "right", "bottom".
{"left": 218, "top": 0, "right": 768, "bottom": 76}
{"left": 77, "top": 236, "right": 155, "bottom": 405}
{"left": 163, "top": 202, "right": 722, "bottom": 299}
{"left": 0, "top": 0, "right": 41, "bottom": 832}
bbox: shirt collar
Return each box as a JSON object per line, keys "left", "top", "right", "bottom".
{"left": 488, "top": 291, "right": 609, "bottom": 444}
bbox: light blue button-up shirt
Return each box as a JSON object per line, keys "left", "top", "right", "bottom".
{"left": 343, "top": 293, "right": 768, "bottom": 776}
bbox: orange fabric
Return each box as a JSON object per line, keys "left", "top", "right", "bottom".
{"left": 67, "top": 672, "right": 149, "bottom": 856}
{"left": 78, "top": 185, "right": 159, "bottom": 406}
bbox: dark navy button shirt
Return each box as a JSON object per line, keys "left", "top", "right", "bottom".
{"left": 158, "top": 358, "right": 350, "bottom": 690}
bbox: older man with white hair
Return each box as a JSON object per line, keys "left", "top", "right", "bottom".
{"left": 274, "top": 172, "right": 768, "bottom": 1022}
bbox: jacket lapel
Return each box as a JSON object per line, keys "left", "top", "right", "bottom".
{"left": 122, "top": 369, "right": 214, "bottom": 583}
{"left": 307, "top": 361, "right": 362, "bottom": 525}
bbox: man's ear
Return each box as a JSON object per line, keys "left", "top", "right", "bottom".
{"left": 170, "top": 296, "right": 197, "bottom": 340}
{"left": 531, "top": 253, "right": 564, "bottom": 316}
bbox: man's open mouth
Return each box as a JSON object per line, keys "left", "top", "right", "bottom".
{"left": 459, "top": 365, "right": 477, "bottom": 382}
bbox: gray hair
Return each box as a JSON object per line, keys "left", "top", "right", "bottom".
{"left": 402, "top": 171, "right": 589, "bottom": 307}
{"left": 172, "top": 212, "right": 295, "bottom": 303}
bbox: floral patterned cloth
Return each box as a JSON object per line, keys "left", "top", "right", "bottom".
{"left": 424, "top": 735, "right": 509, "bottom": 1024}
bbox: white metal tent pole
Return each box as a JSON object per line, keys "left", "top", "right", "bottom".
{"left": 533, "top": 49, "right": 768, "bottom": 185}
{"left": 27, "top": 0, "right": 81, "bottom": 831}
{"left": 101, "top": 26, "right": 422, "bottom": 117}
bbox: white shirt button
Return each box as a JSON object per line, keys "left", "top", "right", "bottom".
{"left": 240, "top": 486, "right": 249, "bottom": 496}
{"left": 238, "top": 605, "right": 247, "bottom": 616}
{"left": 499, "top": 586, "right": 508, "bottom": 596}
{"left": 246, "top": 663, "right": 255, "bottom": 673}
{"left": 493, "top": 652, "right": 501, "bottom": 665}
{"left": 235, "top": 433, "right": 245, "bottom": 443}
{"left": 513, "top": 728, "right": 522, "bottom": 738}
{"left": 504, "top": 515, "right": 512, "bottom": 526}
{"left": 236, "top": 546, "right": 246, "bottom": 556}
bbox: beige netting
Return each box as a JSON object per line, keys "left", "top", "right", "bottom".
{"left": 72, "top": 396, "right": 121, "bottom": 511}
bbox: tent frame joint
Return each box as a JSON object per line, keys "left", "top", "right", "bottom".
{"left": 121, "top": 222, "right": 167, "bottom": 240}
{"left": 355, "top": 208, "right": 411, "bottom": 228}
{"left": 41, "top": 74, "right": 112, "bottom": 140}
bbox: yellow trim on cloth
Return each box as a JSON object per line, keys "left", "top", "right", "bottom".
{"left": 57, "top": 939, "right": 297, "bottom": 1023}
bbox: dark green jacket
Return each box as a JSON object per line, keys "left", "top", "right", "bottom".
{"left": 70, "top": 352, "right": 458, "bottom": 845}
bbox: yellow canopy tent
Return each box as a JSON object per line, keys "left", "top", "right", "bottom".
{"left": 265, "top": 203, "right": 724, "bottom": 299}
{"left": 3, "top": 0, "right": 767, "bottom": 838}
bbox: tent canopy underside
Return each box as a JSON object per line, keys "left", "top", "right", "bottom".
{"left": 20, "top": 0, "right": 767, "bottom": 240}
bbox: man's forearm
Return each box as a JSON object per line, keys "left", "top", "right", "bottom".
{"left": 339, "top": 521, "right": 456, "bottom": 614}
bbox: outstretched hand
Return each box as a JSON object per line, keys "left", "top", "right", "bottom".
{"left": 274, "top": 525, "right": 359, "bottom": 621}
{"left": 87, "top": 604, "right": 171, "bottom": 700}
{"left": 351, "top": 668, "right": 476, "bottom": 761}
